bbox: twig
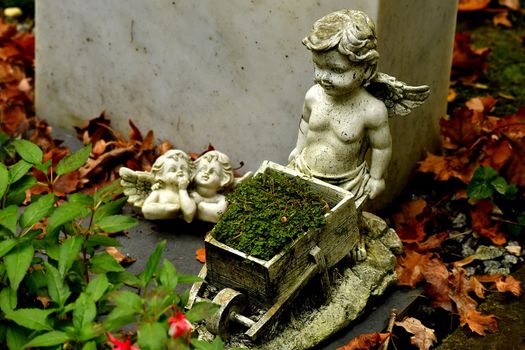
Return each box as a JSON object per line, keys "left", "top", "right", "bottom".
{"left": 381, "top": 308, "right": 398, "bottom": 350}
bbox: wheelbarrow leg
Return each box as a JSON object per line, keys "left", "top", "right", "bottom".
{"left": 310, "top": 245, "right": 331, "bottom": 299}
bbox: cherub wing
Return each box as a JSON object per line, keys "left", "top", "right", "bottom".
{"left": 118, "top": 167, "right": 154, "bottom": 208}
{"left": 366, "top": 72, "right": 430, "bottom": 117}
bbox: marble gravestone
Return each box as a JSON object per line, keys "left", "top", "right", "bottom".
{"left": 36, "top": 0, "right": 457, "bottom": 209}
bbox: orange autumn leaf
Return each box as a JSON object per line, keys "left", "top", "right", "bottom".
{"left": 494, "top": 275, "right": 522, "bottom": 296}
{"left": 498, "top": 0, "right": 520, "bottom": 10}
{"left": 396, "top": 249, "right": 433, "bottom": 288}
{"left": 196, "top": 247, "right": 206, "bottom": 263}
{"left": 452, "top": 33, "right": 491, "bottom": 84}
{"left": 422, "top": 258, "right": 453, "bottom": 312}
{"left": 415, "top": 232, "right": 448, "bottom": 252}
{"left": 470, "top": 277, "right": 487, "bottom": 298}
{"left": 392, "top": 199, "right": 428, "bottom": 243}
{"left": 470, "top": 200, "right": 506, "bottom": 245}
{"left": 460, "top": 309, "right": 498, "bottom": 336}
{"left": 493, "top": 11, "right": 513, "bottom": 28}
{"left": 336, "top": 332, "right": 391, "bottom": 350}
{"left": 458, "top": 0, "right": 491, "bottom": 11}
{"left": 418, "top": 152, "right": 475, "bottom": 184}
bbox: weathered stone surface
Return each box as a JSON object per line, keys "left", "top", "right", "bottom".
{"left": 36, "top": 0, "right": 457, "bottom": 209}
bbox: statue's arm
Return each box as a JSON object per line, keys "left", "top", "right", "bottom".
{"left": 366, "top": 103, "right": 392, "bottom": 199}
{"left": 288, "top": 87, "right": 314, "bottom": 162}
{"left": 178, "top": 178, "right": 197, "bottom": 223}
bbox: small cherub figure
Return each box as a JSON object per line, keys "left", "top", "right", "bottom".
{"left": 190, "top": 151, "right": 239, "bottom": 223}
{"left": 289, "top": 9, "right": 429, "bottom": 204}
{"left": 120, "top": 149, "right": 196, "bottom": 222}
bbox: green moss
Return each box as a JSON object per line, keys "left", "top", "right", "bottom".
{"left": 212, "top": 171, "right": 328, "bottom": 261}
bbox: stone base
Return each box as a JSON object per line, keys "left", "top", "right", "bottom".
{"left": 197, "top": 212, "right": 402, "bottom": 350}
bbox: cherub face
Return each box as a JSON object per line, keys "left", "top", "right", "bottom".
{"left": 162, "top": 157, "right": 190, "bottom": 180}
{"left": 312, "top": 50, "right": 368, "bottom": 97}
{"left": 194, "top": 160, "right": 222, "bottom": 190}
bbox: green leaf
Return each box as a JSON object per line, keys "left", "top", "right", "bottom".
{"left": 103, "top": 307, "right": 137, "bottom": 332}
{"left": 46, "top": 202, "right": 87, "bottom": 236}
{"left": 73, "top": 293, "right": 96, "bottom": 331}
{"left": 34, "top": 159, "right": 52, "bottom": 174}
{"left": 158, "top": 259, "right": 178, "bottom": 291}
{"left": 0, "top": 287, "right": 17, "bottom": 313}
{"left": 140, "top": 240, "right": 166, "bottom": 287}
{"left": 90, "top": 252, "right": 125, "bottom": 273}
{"left": 5, "top": 243, "right": 34, "bottom": 291}
{"left": 93, "top": 179, "right": 122, "bottom": 203}
{"left": 55, "top": 144, "right": 92, "bottom": 176}
{"left": 5, "top": 175, "right": 36, "bottom": 206}
{"left": 113, "top": 271, "right": 142, "bottom": 287}
{"left": 0, "top": 205, "right": 18, "bottom": 234}
{"left": 185, "top": 302, "right": 219, "bottom": 323}
{"left": 8, "top": 160, "right": 33, "bottom": 184}
{"left": 86, "top": 273, "right": 109, "bottom": 302}
{"left": 177, "top": 274, "right": 203, "bottom": 284}
{"left": 23, "top": 331, "right": 70, "bottom": 349}
{"left": 19, "top": 193, "right": 55, "bottom": 229}
{"left": 5, "top": 308, "right": 54, "bottom": 331}
{"left": 93, "top": 197, "right": 127, "bottom": 223}
{"left": 0, "top": 239, "right": 17, "bottom": 258}
{"left": 491, "top": 176, "right": 509, "bottom": 195}
{"left": 467, "top": 181, "right": 493, "bottom": 200}
{"left": 6, "top": 326, "right": 28, "bottom": 350}
{"left": 58, "top": 235, "right": 84, "bottom": 276}
{"left": 68, "top": 193, "right": 94, "bottom": 208}
{"left": 82, "top": 341, "right": 97, "bottom": 350}
{"left": 96, "top": 215, "right": 138, "bottom": 233}
{"left": 138, "top": 322, "right": 167, "bottom": 350}
{"left": 473, "top": 166, "right": 498, "bottom": 181}
{"left": 11, "top": 139, "right": 43, "bottom": 165}
{"left": 86, "top": 234, "right": 122, "bottom": 248}
{"left": 0, "top": 162, "right": 8, "bottom": 200}
{"left": 45, "top": 262, "right": 71, "bottom": 308}
{"left": 504, "top": 183, "right": 518, "bottom": 199}
{"left": 112, "top": 290, "right": 144, "bottom": 312}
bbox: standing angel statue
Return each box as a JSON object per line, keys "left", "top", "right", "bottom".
{"left": 288, "top": 9, "right": 429, "bottom": 260}
{"left": 289, "top": 9, "right": 429, "bottom": 204}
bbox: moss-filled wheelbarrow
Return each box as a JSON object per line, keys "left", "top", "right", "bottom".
{"left": 186, "top": 161, "right": 363, "bottom": 340}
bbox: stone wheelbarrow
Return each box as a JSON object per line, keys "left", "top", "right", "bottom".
{"left": 186, "top": 161, "right": 364, "bottom": 341}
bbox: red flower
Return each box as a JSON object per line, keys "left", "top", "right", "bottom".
{"left": 107, "top": 333, "right": 140, "bottom": 350}
{"left": 168, "top": 312, "right": 192, "bottom": 338}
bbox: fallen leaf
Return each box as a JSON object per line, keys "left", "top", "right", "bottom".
{"left": 422, "top": 258, "right": 453, "bottom": 311}
{"left": 336, "top": 332, "right": 390, "bottom": 350}
{"left": 447, "top": 88, "right": 457, "bottom": 102}
{"left": 196, "top": 247, "right": 206, "bottom": 264}
{"left": 396, "top": 249, "right": 433, "bottom": 288}
{"left": 415, "top": 232, "right": 448, "bottom": 252}
{"left": 470, "top": 277, "right": 486, "bottom": 298}
{"left": 458, "top": 0, "right": 491, "bottom": 11}
{"left": 460, "top": 309, "right": 498, "bottom": 335}
{"left": 498, "top": 0, "right": 520, "bottom": 10}
{"left": 106, "top": 247, "right": 136, "bottom": 266}
{"left": 494, "top": 275, "right": 522, "bottom": 296}
{"left": 470, "top": 200, "right": 506, "bottom": 245}
{"left": 452, "top": 33, "right": 491, "bottom": 84}
{"left": 493, "top": 11, "right": 513, "bottom": 28}
{"left": 36, "top": 295, "right": 51, "bottom": 308}
{"left": 395, "top": 317, "right": 436, "bottom": 350}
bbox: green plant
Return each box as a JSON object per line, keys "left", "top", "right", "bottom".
{"left": 0, "top": 138, "right": 231, "bottom": 349}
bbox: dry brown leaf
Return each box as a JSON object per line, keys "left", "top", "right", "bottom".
{"left": 336, "top": 332, "right": 390, "bottom": 350}
{"left": 458, "top": 0, "right": 491, "bottom": 11}
{"left": 470, "top": 200, "right": 506, "bottom": 245}
{"left": 460, "top": 309, "right": 498, "bottom": 335}
{"left": 396, "top": 249, "right": 433, "bottom": 288}
{"left": 415, "top": 232, "right": 448, "bottom": 252}
{"left": 498, "top": 0, "right": 520, "bottom": 10}
{"left": 196, "top": 247, "right": 206, "bottom": 264}
{"left": 106, "top": 247, "right": 136, "bottom": 266}
{"left": 494, "top": 275, "right": 522, "bottom": 296}
{"left": 447, "top": 88, "right": 457, "bottom": 102}
{"left": 395, "top": 317, "right": 436, "bottom": 350}
{"left": 470, "top": 277, "right": 486, "bottom": 298}
{"left": 422, "top": 258, "right": 453, "bottom": 311}
{"left": 493, "top": 11, "right": 513, "bottom": 28}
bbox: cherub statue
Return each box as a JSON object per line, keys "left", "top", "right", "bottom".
{"left": 119, "top": 149, "right": 196, "bottom": 222}
{"left": 289, "top": 9, "right": 429, "bottom": 203}
{"left": 288, "top": 9, "right": 429, "bottom": 259}
{"left": 190, "top": 150, "right": 239, "bottom": 223}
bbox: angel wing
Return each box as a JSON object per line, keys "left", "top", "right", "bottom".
{"left": 119, "top": 167, "right": 155, "bottom": 208}
{"left": 366, "top": 72, "right": 430, "bottom": 117}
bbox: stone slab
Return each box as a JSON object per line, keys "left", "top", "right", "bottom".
{"left": 36, "top": 0, "right": 457, "bottom": 209}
